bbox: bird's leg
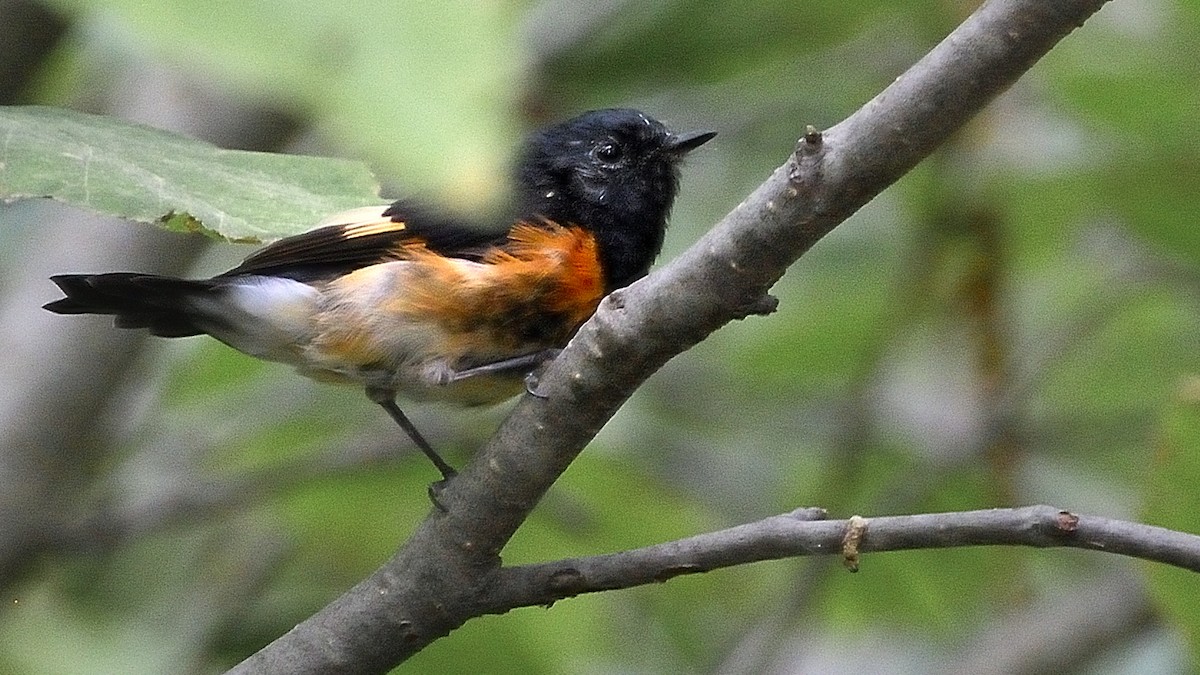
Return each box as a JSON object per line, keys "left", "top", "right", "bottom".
{"left": 363, "top": 350, "right": 561, "bottom": 507}
{"left": 447, "top": 348, "right": 562, "bottom": 382}
{"left": 371, "top": 395, "right": 456, "bottom": 511}
{"left": 366, "top": 387, "right": 456, "bottom": 482}
{"left": 375, "top": 399, "right": 457, "bottom": 481}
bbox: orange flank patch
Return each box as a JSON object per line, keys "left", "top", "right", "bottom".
{"left": 500, "top": 223, "right": 605, "bottom": 319}
{"left": 392, "top": 223, "right": 605, "bottom": 354}
{"left": 311, "top": 222, "right": 607, "bottom": 373}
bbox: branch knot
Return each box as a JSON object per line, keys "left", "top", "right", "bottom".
{"left": 547, "top": 566, "right": 586, "bottom": 594}
{"left": 789, "top": 124, "right": 826, "bottom": 191}
{"left": 841, "top": 515, "right": 869, "bottom": 572}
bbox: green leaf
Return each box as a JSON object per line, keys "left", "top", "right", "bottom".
{"left": 0, "top": 105, "right": 382, "bottom": 241}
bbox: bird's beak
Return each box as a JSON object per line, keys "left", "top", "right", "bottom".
{"left": 667, "top": 130, "right": 717, "bottom": 155}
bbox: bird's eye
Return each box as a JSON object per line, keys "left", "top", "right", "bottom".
{"left": 593, "top": 141, "right": 623, "bottom": 164}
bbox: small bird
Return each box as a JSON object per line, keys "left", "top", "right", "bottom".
{"left": 44, "top": 109, "right": 715, "bottom": 482}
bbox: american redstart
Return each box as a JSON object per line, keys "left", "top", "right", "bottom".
{"left": 44, "top": 108, "right": 715, "bottom": 483}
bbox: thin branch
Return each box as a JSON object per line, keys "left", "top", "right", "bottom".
{"left": 477, "top": 506, "right": 1200, "bottom": 611}
{"left": 230, "top": 0, "right": 1115, "bottom": 672}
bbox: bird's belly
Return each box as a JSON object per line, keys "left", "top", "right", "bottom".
{"left": 294, "top": 257, "right": 580, "bottom": 405}
{"left": 295, "top": 353, "right": 527, "bottom": 406}
{"left": 398, "top": 368, "right": 527, "bottom": 407}
{"left": 296, "top": 312, "right": 537, "bottom": 407}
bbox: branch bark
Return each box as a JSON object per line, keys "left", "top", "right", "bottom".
{"left": 481, "top": 506, "right": 1200, "bottom": 610}
{"left": 231, "top": 0, "right": 1115, "bottom": 672}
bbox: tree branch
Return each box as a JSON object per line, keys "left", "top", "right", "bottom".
{"left": 230, "top": 0, "right": 1115, "bottom": 672}
{"left": 477, "top": 506, "right": 1200, "bottom": 612}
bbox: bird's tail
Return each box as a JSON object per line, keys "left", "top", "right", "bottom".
{"left": 44, "top": 273, "right": 217, "bottom": 338}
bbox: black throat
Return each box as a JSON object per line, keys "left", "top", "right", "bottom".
{"left": 509, "top": 108, "right": 711, "bottom": 292}
{"left": 519, "top": 183, "right": 674, "bottom": 291}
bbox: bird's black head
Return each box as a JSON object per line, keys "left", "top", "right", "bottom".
{"left": 514, "top": 109, "right": 715, "bottom": 289}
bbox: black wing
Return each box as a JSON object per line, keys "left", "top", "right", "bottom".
{"left": 219, "top": 200, "right": 505, "bottom": 281}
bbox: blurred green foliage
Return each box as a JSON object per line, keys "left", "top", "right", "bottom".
{"left": 1146, "top": 391, "right": 1200, "bottom": 663}
{"left": 2, "top": 0, "right": 1199, "bottom": 673}
{"left": 42, "top": 0, "right": 524, "bottom": 208}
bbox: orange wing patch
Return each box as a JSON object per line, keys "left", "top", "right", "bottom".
{"left": 314, "top": 205, "right": 397, "bottom": 229}
{"left": 339, "top": 220, "right": 407, "bottom": 239}
{"left": 223, "top": 207, "right": 410, "bottom": 277}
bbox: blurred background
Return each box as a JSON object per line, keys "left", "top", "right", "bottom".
{"left": 2, "top": 0, "right": 1199, "bottom": 672}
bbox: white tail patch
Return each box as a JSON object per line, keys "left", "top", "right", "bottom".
{"left": 193, "top": 277, "right": 321, "bottom": 363}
